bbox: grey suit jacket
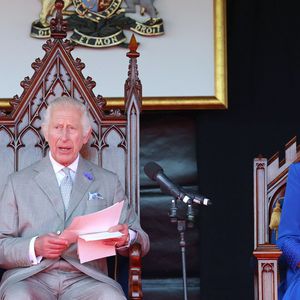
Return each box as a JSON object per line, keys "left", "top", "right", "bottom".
{"left": 0, "top": 155, "right": 149, "bottom": 295}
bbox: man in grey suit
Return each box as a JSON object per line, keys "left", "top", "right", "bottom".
{"left": 0, "top": 97, "right": 149, "bottom": 299}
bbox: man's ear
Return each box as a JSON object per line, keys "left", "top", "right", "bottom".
{"left": 83, "top": 127, "right": 92, "bottom": 144}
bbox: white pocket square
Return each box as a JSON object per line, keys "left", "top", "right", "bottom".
{"left": 88, "top": 192, "right": 103, "bottom": 201}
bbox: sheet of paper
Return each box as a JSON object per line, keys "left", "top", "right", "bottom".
{"left": 80, "top": 231, "right": 123, "bottom": 241}
{"left": 60, "top": 200, "right": 124, "bottom": 243}
{"left": 60, "top": 200, "right": 124, "bottom": 263}
{"left": 77, "top": 238, "right": 117, "bottom": 263}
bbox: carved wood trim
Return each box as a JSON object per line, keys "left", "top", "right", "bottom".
{"left": 125, "top": 36, "right": 142, "bottom": 217}
{"left": 129, "top": 243, "right": 143, "bottom": 300}
{"left": 253, "top": 244, "right": 281, "bottom": 300}
{"left": 254, "top": 158, "right": 268, "bottom": 248}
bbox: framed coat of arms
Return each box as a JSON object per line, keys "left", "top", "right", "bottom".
{"left": 0, "top": 0, "right": 227, "bottom": 110}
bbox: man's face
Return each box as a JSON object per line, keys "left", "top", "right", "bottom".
{"left": 43, "top": 105, "right": 91, "bottom": 166}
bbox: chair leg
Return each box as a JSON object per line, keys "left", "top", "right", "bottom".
{"left": 253, "top": 244, "right": 282, "bottom": 300}
{"left": 128, "top": 243, "right": 143, "bottom": 300}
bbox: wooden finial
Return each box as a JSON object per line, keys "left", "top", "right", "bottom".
{"left": 55, "top": 0, "right": 64, "bottom": 10}
{"left": 129, "top": 35, "right": 138, "bottom": 51}
{"left": 124, "top": 34, "right": 142, "bottom": 112}
{"left": 50, "top": 0, "right": 68, "bottom": 39}
{"left": 127, "top": 34, "right": 139, "bottom": 58}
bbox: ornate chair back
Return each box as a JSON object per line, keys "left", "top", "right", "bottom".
{"left": 253, "top": 137, "right": 300, "bottom": 300}
{"left": 0, "top": 3, "right": 143, "bottom": 299}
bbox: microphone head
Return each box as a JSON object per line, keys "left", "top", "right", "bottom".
{"left": 144, "top": 161, "right": 163, "bottom": 181}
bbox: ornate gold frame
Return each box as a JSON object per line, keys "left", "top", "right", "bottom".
{"left": 0, "top": 0, "right": 227, "bottom": 111}
{"left": 107, "top": 0, "right": 227, "bottom": 110}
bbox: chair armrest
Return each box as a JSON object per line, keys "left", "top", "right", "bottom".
{"left": 128, "top": 242, "right": 143, "bottom": 300}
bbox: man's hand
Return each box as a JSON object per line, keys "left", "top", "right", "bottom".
{"left": 107, "top": 224, "right": 129, "bottom": 248}
{"left": 34, "top": 233, "right": 69, "bottom": 259}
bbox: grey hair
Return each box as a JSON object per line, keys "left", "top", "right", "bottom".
{"left": 42, "top": 96, "right": 93, "bottom": 135}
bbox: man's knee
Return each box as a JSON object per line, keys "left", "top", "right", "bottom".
{"left": 61, "top": 280, "right": 126, "bottom": 300}
{"left": 100, "top": 287, "right": 127, "bottom": 300}
{"left": 2, "top": 284, "right": 32, "bottom": 300}
{"left": 2, "top": 280, "right": 55, "bottom": 300}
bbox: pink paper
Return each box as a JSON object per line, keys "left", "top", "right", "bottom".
{"left": 77, "top": 239, "right": 116, "bottom": 263}
{"left": 60, "top": 200, "right": 124, "bottom": 262}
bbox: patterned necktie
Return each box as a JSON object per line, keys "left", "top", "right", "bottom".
{"left": 60, "top": 167, "right": 73, "bottom": 210}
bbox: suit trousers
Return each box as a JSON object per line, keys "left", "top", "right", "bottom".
{"left": 2, "top": 260, "right": 126, "bottom": 300}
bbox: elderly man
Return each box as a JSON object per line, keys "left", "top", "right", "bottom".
{"left": 0, "top": 97, "right": 149, "bottom": 299}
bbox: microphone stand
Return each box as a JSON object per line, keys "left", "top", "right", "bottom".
{"left": 169, "top": 199, "right": 195, "bottom": 300}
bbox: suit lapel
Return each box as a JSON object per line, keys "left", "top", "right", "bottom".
{"left": 66, "top": 157, "right": 94, "bottom": 221}
{"left": 33, "top": 157, "right": 65, "bottom": 221}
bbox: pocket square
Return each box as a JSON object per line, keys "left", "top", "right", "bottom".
{"left": 88, "top": 192, "right": 104, "bottom": 201}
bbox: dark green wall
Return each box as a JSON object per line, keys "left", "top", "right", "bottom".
{"left": 197, "top": 1, "right": 300, "bottom": 299}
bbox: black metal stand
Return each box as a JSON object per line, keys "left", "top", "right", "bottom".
{"left": 169, "top": 198, "right": 195, "bottom": 300}
{"left": 178, "top": 219, "right": 188, "bottom": 300}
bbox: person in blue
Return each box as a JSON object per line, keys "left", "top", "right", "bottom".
{"left": 277, "top": 162, "right": 300, "bottom": 299}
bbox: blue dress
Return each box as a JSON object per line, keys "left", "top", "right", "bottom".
{"left": 277, "top": 163, "right": 300, "bottom": 299}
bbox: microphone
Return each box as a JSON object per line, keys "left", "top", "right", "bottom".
{"left": 144, "top": 161, "right": 212, "bottom": 206}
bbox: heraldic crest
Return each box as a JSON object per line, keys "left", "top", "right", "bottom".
{"left": 31, "top": 0, "right": 164, "bottom": 48}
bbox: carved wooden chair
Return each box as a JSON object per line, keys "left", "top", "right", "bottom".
{"left": 253, "top": 137, "right": 300, "bottom": 300}
{"left": 0, "top": 2, "right": 143, "bottom": 299}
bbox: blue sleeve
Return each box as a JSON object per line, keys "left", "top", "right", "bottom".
{"left": 277, "top": 163, "right": 300, "bottom": 270}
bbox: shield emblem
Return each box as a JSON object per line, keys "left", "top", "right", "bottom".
{"left": 80, "top": 0, "right": 112, "bottom": 12}
{"left": 76, "top": 0, "right": 122, "bottom": 18}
